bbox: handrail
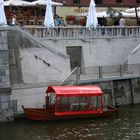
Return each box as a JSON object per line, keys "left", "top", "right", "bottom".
{"left": 59, "top": 64, "right": 140, "bottom": 86}
{"left": 59, "top": 67, "right": 78, "bottom": 86}
{"left": 7, "top": 26, "right": 69, "bottom": 59}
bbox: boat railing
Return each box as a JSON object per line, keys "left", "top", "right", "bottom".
{"left": 21, "top": 26, "right": 140, "bottom": 39}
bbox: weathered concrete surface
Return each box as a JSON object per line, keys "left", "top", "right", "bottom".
{"left": 128, "top": 44, "right": 140, "bottom": 64}
{"left": 7, "top": 28, "right": 71, "bottom": 114}
{"left": 42, "top": 38, "right": 140, "bottom": 66}
{"left": 11, "top": 84, "right": 46, "bottom": 112}
{"left": 11, "top": 78, "right": 140, "bottom": 113}
{"left": 4, "top": 28, "right": 140, "bottom": 115}
{"left": 7, "top": 29, "right": 71, "bottom": 85}
{"left": 78, "top": 78, "right": 140, "bottom": 106}
{"left": 0, "top": 29, "right": 14, "bottom": 122}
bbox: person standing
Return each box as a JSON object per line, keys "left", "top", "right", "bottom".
{"left": 60, "top": 17, "right": 65, "bottom": 26}
{"left": 119, "top": 17, "right": 125, "bottom": 26}
{"left": 55, "top": 15, "right": 61, "bottom": 26}
{"left": 119, "top": 16, "right": 125, "bottom": 36}
{"left": 11, "top": 15, "right": 20, "bottom": 26}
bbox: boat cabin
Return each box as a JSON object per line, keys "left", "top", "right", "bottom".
{"left": 46, "top": 86, "right": 104, "bottom": 116}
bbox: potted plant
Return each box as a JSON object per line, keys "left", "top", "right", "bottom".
{"left": 79, "top": 18, "right": 86, "bottom": 26}
{"left": 66, "top": 16, "right": 76, "bottom": 24}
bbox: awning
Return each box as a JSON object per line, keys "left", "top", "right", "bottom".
{"left": 46, "top": 86, "right": 103, "bottom": 96}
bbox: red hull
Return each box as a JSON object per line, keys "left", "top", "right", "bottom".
{"left": 22, "top": 106, "right": 119, "bottom": 121}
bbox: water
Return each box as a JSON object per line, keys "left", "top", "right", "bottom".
{"left": 0, "top": 105, "right": 140, "bottom": 140}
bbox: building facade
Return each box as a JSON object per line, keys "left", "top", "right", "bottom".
{"left": 56, "top": 0, "right": 140, "bottom": 7}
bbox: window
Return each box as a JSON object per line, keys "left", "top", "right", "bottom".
{"left": 116, "top": 0, "right": 123, "bottom": 3}
{"left": 73, "top": 0, "right": 80, "bottom": 4}
{"left": 136, "top": 0, "right": 140, "bottom": 3}
{"left": 95, "top": 0, "right": 102, "bottom": 4}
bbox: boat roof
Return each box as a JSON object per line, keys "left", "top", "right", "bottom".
{"left": 46, "top": 86, "right": 103, "bottom": 96}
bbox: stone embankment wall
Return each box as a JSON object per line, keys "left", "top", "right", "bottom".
{"left": 1, "top": 28, "right": 140, "bottom": 120}
{"left": 7, "top": 28, "right": 71, "bottom": 113}
{"left": 78, "top": 78, "right": 140, "bottom": 106}
{"left": 7, "top": 29, "right": 71, "bottom": 85}
{"left": 0, "top": 29, "right": 14, "bottom": 122}
{"left": 43, "top": 38, "right": 140, "bottom": 66}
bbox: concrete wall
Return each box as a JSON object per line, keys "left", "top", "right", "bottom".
{"left": 0, "top": 29, "right": 14, "bottom": 122}
{"left": 128, "top": 44, "right": 140, "bottom": 64}
{"left": 42, "top": 38, "right": 140, "bottom": 67}
{"left": 6, "top": 28, "right": 140, "bottom": 116}
{"left": 7, "top": 29, "right": 71, "bottom": 114}
{"left": 12, "top": 78, "right": 140, "bottom": 113}
{"left": 11, "top": 85, "right": 46, "bottom": 112}
{"left": 79, "top": 78, "right": 140, "bottom": 106}
{"left": 7, "top": 29, "right": 71, "bottom": 85}
{"left": 7, "top": 30, "right": 22, "bottom": 84}
{"left": 20, "top": 48, "right": 70, "bottom": 84}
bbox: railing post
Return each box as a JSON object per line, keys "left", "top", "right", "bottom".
{"left": 129, "top": 79, "right": 134, "bottom": 105}
{"left": 76, "top": 67, "right": 80, "bottom": 83}
{"left": 99, "top": 66, "right": 102, "bottom": 78}
{"left": 110, "top": 80, "right": 116, "bottom": 106}
{"left": 34, "top": 28, "right": 38, "bottom": 38}
{"left": 120, "top": 65, "right": 123, "bottom": 76}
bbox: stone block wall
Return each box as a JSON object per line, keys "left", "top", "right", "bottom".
{"left": 0, "top": 94, "right": 14, "bottom": 122}
{"left": 0, "top": 29, "right": 14, "bottom": 122}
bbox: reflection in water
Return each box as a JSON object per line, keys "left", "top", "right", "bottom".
{"left": 0, "top": 105, "right": 140, "bottom": 140}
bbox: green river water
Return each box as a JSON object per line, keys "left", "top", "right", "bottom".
{"left": 0, "top": 104, "right": 140, "bottom": 140}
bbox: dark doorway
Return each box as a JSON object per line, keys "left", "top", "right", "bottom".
{"left": 66, "top": 46, "right": 82, "bottom": 70}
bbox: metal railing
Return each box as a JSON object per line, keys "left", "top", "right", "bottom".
{"left": 21, "top": 26, "right": 140, "bottom": 39}
{"left": 59, "top": 67, "right": 78, "bottom": 86}
{"left": 60, "top": 64, "right": 140, "bottom": 85}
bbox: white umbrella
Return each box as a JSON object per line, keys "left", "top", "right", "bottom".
{"left": 0, "top": 0, "right": 7, "bottom": 25}
{"left": 44, "top": 0, "right": 63, "bottom": 28}
{"left": 121, "top": 12, "right": 137, "bottom": 18}
{"left": 31, "top": 0, "right": 63, "bottom": 6}
{"left": 44, "top": 0, "right": 54, "bottom": 27}
{"left": 76, "top": 11, "right": 110, "bottom": 18}
{"left": 125, "top": 7, "right": 140, "bottom": 13}
{"left": 97, "top": 11, "right": 110, "bottom": 18}
{"left": 31, "top": 0, "right": 46, "bottom": 5}
{"left": 4, "top": 0, "right": 33, "bottom": 6}
{"left": 86, "top": 0, "right": 98, "bottom": 28}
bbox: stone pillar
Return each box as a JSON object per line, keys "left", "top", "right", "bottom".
{"left": 0, "top": 29, "right": 14, "bottom": 122}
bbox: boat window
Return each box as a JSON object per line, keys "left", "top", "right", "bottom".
{"left": 56, "top": 96, "right": 70, "bottom": 112}
{"left": 102, "top": 94, "right": 108, "bottom": 107}
{"left": 48, "top": 92, "right": 55, "bottom": 105}
{"left": 89, "top": 96, "right": 101, "bottom": 109}
{"left": 55, "top": 96, "right": 102, "bottom": 113}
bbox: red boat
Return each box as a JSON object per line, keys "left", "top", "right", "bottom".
{"left": 22, "top": 86, "right": 118, "bottom": 121}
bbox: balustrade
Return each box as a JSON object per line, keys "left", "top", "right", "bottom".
{"left": 22, "top": 26, "right": 140, "bottom": 39}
